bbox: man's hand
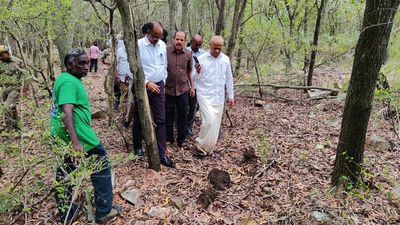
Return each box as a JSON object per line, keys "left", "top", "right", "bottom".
{"left": 227, "top": 99, "right": 235, "bottom": 108}
{"left": 71, "top": 141, "right": 84, "bottom": 164}
{"left": 146, "top": 81, "right": 160, "bottom": 94}
{"left": 72, "top": 141, "right": 84, "bottom": 152}
{"left": 124, "top": 74, "right": 131, "bottom": 83}
{"left": 195, "top": 64, "right": 201, "bottom": 74}
{"left": 190, "top": 87, "right": 195, "bottom": 97}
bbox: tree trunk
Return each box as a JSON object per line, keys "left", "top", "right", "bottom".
{"left": 226, "top": 0, "right": 247, "bottom": 59}
{"left": 306, "top": 0, "right": 327, "bottom": 86}
{"left": 168, "top": 0, "right": 178, "bottom": 33}
{"left": 215, "top": 0, "right": 226, "bottom": 35}
{"left": 234, "top": 33, "right": 243, "bottom": 77}
{"left": 180, "top": 0, "right": 190, "bottom": 33}
{"left": 331, "top": 0, "right": 400, "bottom": 187}
{"left": 115, "top": 0, "right": 161, "bottom": 171}
{"left": 302, "top": 4, "right": 310, "bottom": 85}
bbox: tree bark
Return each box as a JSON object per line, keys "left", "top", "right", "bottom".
{"left": 331, "top": 0, "right": 400, "bottom": 187}
{"left": 168, "top": 0, "right": 178, "bottom": 33}
{"left": 215, "top": 0, "right": 226, "bottom": 35}
{"left": 306, "top": 0, "right": 327, "bottom": 86}
{"left": 226, "top": 0, "right": 247, "bottom": 59}
{"left": 115, "top": 0, "right": 161, "bottom": 171}
{"left": 180, "top": 0, "right": 190, "bottom": 33}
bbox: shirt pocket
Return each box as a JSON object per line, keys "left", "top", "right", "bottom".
{"left": 156, "top": 52, "right": 166, "bottom": 65}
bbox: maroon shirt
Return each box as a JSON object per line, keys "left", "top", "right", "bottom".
{"left": 165, "top": 45, "right": 193, "bottom": 96}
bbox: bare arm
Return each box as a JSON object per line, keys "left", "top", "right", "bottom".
{"left": 62, "top": 104, "right": 84, "bottom": 151}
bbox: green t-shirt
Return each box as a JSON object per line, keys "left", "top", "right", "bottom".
{"left": 50, "top": 72, "right": 100, "bottom": 151}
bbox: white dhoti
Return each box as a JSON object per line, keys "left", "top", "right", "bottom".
{"left": 195, "top": 103, "right": 224, "bottom": 152}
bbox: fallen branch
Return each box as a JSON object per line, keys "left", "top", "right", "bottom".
{"left": 225, "top": 109, "right": 234, "bottom": 127}
{"left": 244, "top": 160, "right": 276, "bottom": 198}
{"left": 235, "top": 83, "right": 339, "bottom": 93}
{"left": 92, "top": 106, "right": 130, "bottom": 151}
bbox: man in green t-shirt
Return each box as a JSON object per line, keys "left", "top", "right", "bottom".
{"left": 50, "top": 48, "right": 120, "bottom": 224}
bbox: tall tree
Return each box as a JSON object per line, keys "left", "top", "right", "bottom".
{"left": 180, "top": 0, "right": 190, "bottom": 33}
{"left": 332, "top": 0, "right": 400, "bottom": 186}
{"left": 114, "top": 0, "right": 161, "bottom": 171}
{"left": 306, "top": 0, "right": 327, "bottom": 86}
{"left": 226, "top": 0, "right": 248, "bottom": 59}
{"left": 168, "top": 0, "right": 178, "bottom": 33}
{"left": 215, "top": 0, "right": 226, "bottom": 35}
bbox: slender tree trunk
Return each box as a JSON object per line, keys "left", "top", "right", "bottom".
{"left": 226, "top": 0, "right": 247, "bottom": 59}
{"left": 180, "top": 0, "right": 190, "bottom": 33}
{"left": 215, "top": 0, "right": 226, "bottom": 35}
{"left": 331, "top": 0, "right": 400, "bottom": 187}
{"left": 234, "top": 33, "right": 243, "bottom": 77}
{"left": 302, "top": 4, "right": 310, "bottom": 85}
{"left": 115, "top": 0, "right": 161, "bottom": 171}
{"left": 306, "top": 0, "right": 327, "bottom": 86}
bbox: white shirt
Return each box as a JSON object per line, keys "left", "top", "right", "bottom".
{"left": 186, "top": 46, "right": 206, "bottom": 89}
{"left": 138, "top": 36, "right": 167, "bottom": 84}
{"left": 116, "top": 40, "right": 133, "bottom": 83}
{"left": 194, "top": 51, "right": 234, "bottom": 105}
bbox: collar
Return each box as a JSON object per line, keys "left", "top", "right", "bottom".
{"left": 172, "top": 46, "right": 186, "bottom": 54}
{"left": 144, "top": 35, "right": 159, "bottom": 47}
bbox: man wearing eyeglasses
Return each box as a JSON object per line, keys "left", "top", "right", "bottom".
{"left": 134, "top": 21, "right": 175, "bottom": 167}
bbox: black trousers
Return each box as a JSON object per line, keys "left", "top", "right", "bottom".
{"left": 166, "top": 91, "right": 189, "bottom": 145}
{"left": 89, "top": 58, "right": 98, "bottom": 72}
{"left": 133, "top": 81, "right": 167, "bottom": 156}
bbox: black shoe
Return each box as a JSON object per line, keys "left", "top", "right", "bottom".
{"left": 122, "top": 120, "right": 129, "bottom": 128}
{"left": 160, "top": 155, "right": 175, "bottom": 168}
{"left": 135, "top": 149, "right": 144, "bottom": 157}
{"left": 177, "top": 141, "right": 185, "bottom": 148}
{"left": 187, "top": 128, "right": 194, "bottom": 136}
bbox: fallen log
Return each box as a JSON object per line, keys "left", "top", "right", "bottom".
{"left": 235, "top": 83, "right": 339, "bottom": 93}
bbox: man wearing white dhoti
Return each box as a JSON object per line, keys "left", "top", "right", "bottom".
{"left": 194, "top": 36, "right": 234, "bottom": 155}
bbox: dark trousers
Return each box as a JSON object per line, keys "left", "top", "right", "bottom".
{"left": 166, "top": 92, "right": 189, "bottom": 144}
{"left": 133, "top": 81, "right": 166, "bottom": 156}
{"left": 114, "top": 82, "right": 121, "bottom": 107}
{"left": 55, "top": 144, "right": 113, "bottom": 221}
{"left": 187, "top": 89, "right": 198, "bottom": 129}
{"left": 89, "top": 58, "right": 98, "bottom": 72}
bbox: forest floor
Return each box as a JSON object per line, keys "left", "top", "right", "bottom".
{"left": 4, "top": 62, "right": 400, "bottom": 225}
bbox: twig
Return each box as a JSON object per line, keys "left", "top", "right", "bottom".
{"left": 314, "top": 47, "right": 355, "bottom": 69}
{"left": 245, "top": 160, "right": 276, "bottom": 197}
{"left": 9, "top": 158, "right": 49, "bottom": 193}
{"left": 179, "top": 167, "right": 206, "bottom": 175}
{"left": 92, "top": 106, "right": 130, "bottom": 151}
{"left": 7, "top": 188, "right": 55, "bottom": 225}
{"left": 225, "top": 109, "right": 234, "bottom": 127}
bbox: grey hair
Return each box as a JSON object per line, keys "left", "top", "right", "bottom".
{"left": 64, "top": 48, "right": 86, "bottom": 67}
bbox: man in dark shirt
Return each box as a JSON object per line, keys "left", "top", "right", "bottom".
{"left": 165, "top": 31, "right": 194, "bottom": 147}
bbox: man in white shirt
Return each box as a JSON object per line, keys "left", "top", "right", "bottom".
{"left": 186, "top": 35, "right": 207, "bottom": 136}
{"left": 134, "top": 21, "right": 175, "bottom": 167}
{"left": 194, "top": 35, "right": 234, "bottom": 155}
{"left": 115, "top": 34, "right": 133, "bottom": 127}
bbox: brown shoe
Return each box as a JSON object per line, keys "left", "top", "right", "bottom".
{"left": 95, "top": 205, "right": 122, "bottom": 224}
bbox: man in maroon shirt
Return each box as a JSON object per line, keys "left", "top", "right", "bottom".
{"left": 165, "top": 31, "right": 194, "bottom": 147}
